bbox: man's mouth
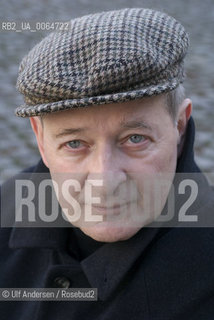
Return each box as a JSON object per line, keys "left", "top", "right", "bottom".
{"left": 86, "top": 202, "right": 133, "bottom": 216}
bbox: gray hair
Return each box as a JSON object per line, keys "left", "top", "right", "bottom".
{"left": 165, "top": 84, "right": 186, "bottom": 123}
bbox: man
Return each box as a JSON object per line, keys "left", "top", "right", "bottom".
{"left": 0, "top": 7, "right": 214, "bottom": 320}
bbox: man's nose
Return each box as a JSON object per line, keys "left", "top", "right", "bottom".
{"left": 86, "top": 143, "right": 127, "bottom": 194}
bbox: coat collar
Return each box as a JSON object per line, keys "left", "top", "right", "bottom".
{"left": 176, "top": 117, "right": 200, "bottom": 173}
{"left": 80, "top": 226, "right": 167, "bottom": 300}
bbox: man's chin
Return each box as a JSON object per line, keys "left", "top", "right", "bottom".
{"left": 79, "top": 223, "right": 142, "bottom": 243}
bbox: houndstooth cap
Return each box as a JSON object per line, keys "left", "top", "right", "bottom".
{"left": 15, "top": 8, "right": 189, "bottom": 117}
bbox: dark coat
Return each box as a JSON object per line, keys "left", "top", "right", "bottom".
{"left": 0, "top": 118, "right": 214, "bottom": 320}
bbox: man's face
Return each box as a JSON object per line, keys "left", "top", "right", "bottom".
{"left": 31, "top": 95, "right": 189, "bottom": 242}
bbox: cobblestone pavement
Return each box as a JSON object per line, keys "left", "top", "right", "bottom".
{"left": 0, "top": 0, "right": 214, "bottom": 184}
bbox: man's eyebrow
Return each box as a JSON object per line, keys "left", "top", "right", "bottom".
{"left": 55, "top": 121, "right": 152, "bottom": 138}
{"left": 55, "top": 128, "right": 87, "bottom": 139}
{"left": 120, "top": 120, "right": 152, "bottom": 131}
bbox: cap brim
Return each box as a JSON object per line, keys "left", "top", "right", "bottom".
{"left": 15, "top": 80, "right": 180, "bottom": 117}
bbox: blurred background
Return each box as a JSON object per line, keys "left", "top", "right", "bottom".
{"left": 0, "top": 0, "right": 214, "bottom": 183}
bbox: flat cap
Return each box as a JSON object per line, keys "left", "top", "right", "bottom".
{"left": 15, "top": 8, "right": 189, "bottom": 117}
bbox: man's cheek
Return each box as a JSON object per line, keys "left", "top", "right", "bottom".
{"left": 46, "top": 156, "right": 70, "bottom": 173}
{"left": 152, "top": 148, "right": 177, "bottom": 172}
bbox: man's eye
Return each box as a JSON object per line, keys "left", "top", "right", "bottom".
{"left": 128, "top": 134, "right": 145, "bottom": 144}
{"left": 66, "top": 140, "right": 82, "bottom": 149}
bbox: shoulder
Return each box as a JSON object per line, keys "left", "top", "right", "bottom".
{"left": 0, "top": 161, "right": 41, "bottom": 244}
{"left": 0, "top": 159, "right": 48, "bottom": 201}
{"left": 1, "top": 160, "right": 42, "bottom": 195}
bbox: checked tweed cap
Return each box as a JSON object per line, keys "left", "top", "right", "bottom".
{"left": 16, "top": 8, "right": 189, "bottom": 117}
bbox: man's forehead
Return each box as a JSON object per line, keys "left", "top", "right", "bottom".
{"left": 41, "top": 95, "right": 168, "bottom": 138}
{"left": 54, "top": 120, "right": 153, "bottom": 139}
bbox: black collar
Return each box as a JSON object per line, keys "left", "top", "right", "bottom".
{"left": 176, "top": 117, "right": 200, "bottom": 173}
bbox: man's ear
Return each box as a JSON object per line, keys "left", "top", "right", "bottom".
{"left": 30, "top": 117, "right": 49, "bottom": 168}
{"left": 176, "top": 98, "right": 192, "bottom": 140}
{"left": 176, "top": 99, "right": 192, "bottom": 156}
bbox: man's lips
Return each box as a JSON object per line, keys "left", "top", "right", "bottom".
{"left": 85, "top": 202, "right": 133, "bottom": 215}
